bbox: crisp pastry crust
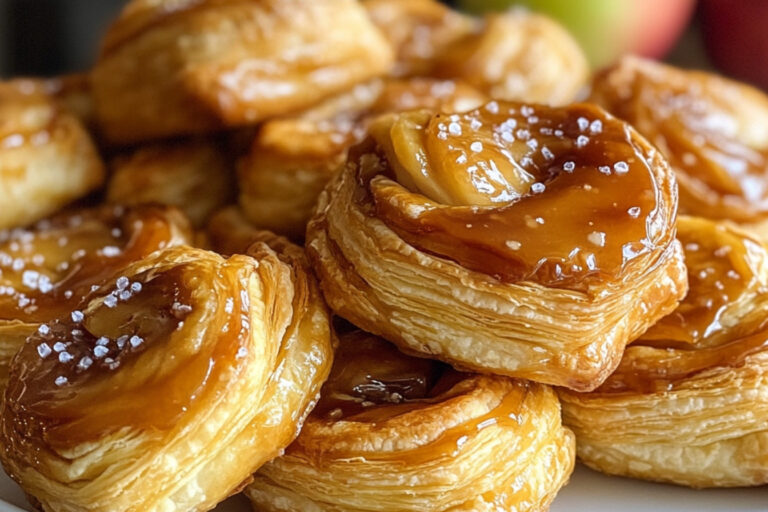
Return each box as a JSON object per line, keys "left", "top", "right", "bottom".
{"left": 433, "top": 9, "right": 588, "bottom": 105}
{"left": 9, "top": 75, "right": 94, "bottom": 128}
{"left": 91, "top": 0, "right": 394, "bottom": 144}
{"left": 560, "top": 216, "right": 768, "bottom": 488}
{"left": 0, "top": 81, "right": 105, "bottom": 230}
{"left": 590, "top": 56, "right": 768, "bottom": 227}
{"left": 364, "top": 0, "right": 476, "bottom": 77}
{"left": 307, "top": 101, "right": 688, "bottom": 391}
{"left": 0, "top": 239, "right": 334, "bottom": 511}
{"left": 0, "top": 204, "right": 191, "bottom": 390}
{"left": 107, "top": 139, "right": 235, "bottom": 228}
{"left": 238, "top": 78, "right": 485, "bottom": 239}
{"left": 207, "top": 206, "right": 268, "bottom": 257}
{"left": 246, "top": 328, "right": 574, "bottom": 511}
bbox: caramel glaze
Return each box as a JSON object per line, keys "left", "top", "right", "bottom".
{"left": 312, "top": 329, "right": 458, "bottom": 422}
{"left": 591, "top": 59, "right": 768, "bottom": 221}
{"left": 3, "top": 254, "right": 249, "bottom": 454}
{"left": 303, "top": 329, "right": 529, "bottom": 464}
{"left": 598, "top": 217, "right": 768, "bottom": 393}
{"left": 0, "top": 205, "right": 187, "bottom": 324}
{"left": 351, "top": 101, "right": 675, "bottom": 290}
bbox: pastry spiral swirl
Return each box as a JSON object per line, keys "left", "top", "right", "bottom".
{"left": 247, "top": 328, "right": 574, "bottom": 511}
{"left": 0, "top": 80, "right": 104, "bottom": 230}
{"left": 560, "top": 216, "right": 768, "bottom": 488}
{"left": 307, "top": 101, "right": 687, "bottom": 391}
{"left": 590, "top": 56, "right": 768, "bottom": 237}
{"left": 0, "top": 237, "right": 334, "bottom": 511}
{"left": 91, "top": 0, "right": 394, "bottom": 144}
{"left": 0, "top": 205, "right": 191, "bottom": 389}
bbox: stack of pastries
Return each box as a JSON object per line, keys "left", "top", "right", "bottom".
{"left": 0, "top": 1, "right": 767, "bottom": 511}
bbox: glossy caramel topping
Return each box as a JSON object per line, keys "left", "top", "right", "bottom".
{"left": 306, "top": 329, "right": 533, "bottom": 466}
{"left": 314, "top": 330, "right": 457, "bottom": 422}
{"left": 641, "top": 218, "right": 761, "bottom": 347}
{"left": 599, "top": 217, "right": 768, "bottom": 393}
{"left": 359, "top": 101, "right": 669, "bottom": 288}
{"left": 0, "top": 205, "right": 186, "bottom": 323}
{"left": 592, "top": 57, "right": 768, "bottom": 220}
{"left": 4, "top": 256, "right": 248, "bottom": 449}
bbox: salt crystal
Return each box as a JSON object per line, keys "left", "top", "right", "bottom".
{"left": 37, "top": 343, "right": 52, "bottom": 358}
{"left": 55, "top": 376, "right": 68, "bottom": 386}
{"left": 588, "top": 231, "right": 606, "bottom": 247}
{"left": 71, "top": 310, "right": 84, "bottom": 323}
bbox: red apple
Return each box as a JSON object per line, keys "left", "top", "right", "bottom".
{"left": 456, "top": 0, "right": 696, "bottom": 68}
{"left": 701, "top": 0, "right": 768, "bottom": 91}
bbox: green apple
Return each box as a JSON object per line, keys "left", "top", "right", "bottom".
{"left": 456, "top": 0, "right": 695, "bottom": 68}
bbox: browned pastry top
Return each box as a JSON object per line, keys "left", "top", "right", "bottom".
{"left": 350, "top": 101, "right": 676, "bottom": 289}
{"left": 0, "top": 205, "right": 190, "bottom": 324}
{"left": 598, "top": 217, "right": 768, "bottom": 393}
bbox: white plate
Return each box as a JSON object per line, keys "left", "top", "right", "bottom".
{"left": 1, "top": 464, "right": 765, "bottom": 511}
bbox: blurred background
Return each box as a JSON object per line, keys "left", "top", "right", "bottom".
{"left": 0, "top": 0, "right": 765, "bottom": 91}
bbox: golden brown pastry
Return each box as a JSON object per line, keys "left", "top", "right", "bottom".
{"left": 207, "top": 206, "right": 266, "bottom": 257}
{"left": 10, "top": 75, "right": 94, "bottom": 128}
{"left": 433, "top": 9, "right": 589, "bottom": 105}
{"left": 364, "top": 0, "right": 476, "bottom": 77}
{"left": 238, "top": 77, "right": 485, "bottom": 239}
{"left": 590, "top": 56, "right": 768, "bottom": 237}
{"left": 107, "top": 139, "right": 235, "bottom": 228}
{"left": 247, "top": 327, "right": 574, "bottom": 511}
{"left": 91, "top": 0, "right": 394, "bottom": 144}
{"left": 0, "top": 205, "right": 191, "bottom": 389}
{"left": 0, "top": 238, "right": 334, "bottom": 511}
{"left": 307, "top": 101, "right": 687, "bottom": 391}
{"left": 0, "top": 81, "right": 105, "bottom": 230}
{"left": 560, "top": 216, "right": 768, "bottom": 488}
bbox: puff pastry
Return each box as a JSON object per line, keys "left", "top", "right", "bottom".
{"left": 247, "top": 327, "right": 574, "bottom": 511}
{"left": 0, "top": 81, "right": 105, "bottom": 229}
{"left": 0, "top": 205, "right": 191, "bottom": 390}
{"left": 433, "top": 9, "right": 588, "bottom": 105}
{"left": 107, "top": 140, "right": 235, "bottom": 228}
{"left": 307, "top": 101, "right": 687, "bottom": 391}
{"left": 10, "top": 75, "right": 94, "bottom": 128}
{"left": 364, "top": 0, "right": 476, "bottom": 77}
{"left": 560, "top": 216, "right": 768, "bottom": 488}
{"left": 238, "top": 77, "right": 485, "bottom": 239}
{"left": 1, "top": 238, "right": 334, "bottom": 511}
{"left": 91, "top": 0, "right": 394, "bottom": 144}
{"left": 590, "top": 56, "right": 768, "bottom": 237}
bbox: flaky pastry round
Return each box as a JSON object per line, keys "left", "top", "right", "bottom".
{"left": 238, "top": 77, "right": 485, "bottom": 239}
{"left": 307, "top": 101, "right": 687, "bottom": 391}
{"left": 433, "top": 9, "right": 588, "bottom": 106}
{"left": 0, "top": 204, "right": 191, "bottom": 390}
{"left": 107, "top": 139, "right": 235, "bottom": 228}
{"left": 560, "top": 216, "right": 768, "bottom": 488}
{"left": 0, "top": 81, "right": 104, "bottom": 229}
{"left": 247, "top": 328, "right": 574, "bottom": 511}
{"left": 91, "top": 0, "right": 394, "bottom": 144}
{"left": 590, "top": 56, "right": 768, "bottom": 237}
{"left": 0, "top": 239, "right": 334, "bottom": 511}
{"left": 364, "top": 0, "right": 476, "bottom": 77}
